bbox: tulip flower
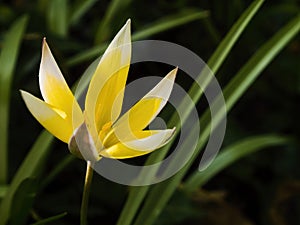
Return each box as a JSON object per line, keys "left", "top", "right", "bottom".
{"left": 21, "top": 19, "right": 177, "bottom": 162}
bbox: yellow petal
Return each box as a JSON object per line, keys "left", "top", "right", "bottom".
{"left": 85, "top": 19, "right": 131, "bottom": 137}
{"left": 39, "top": 39, "right": 83, "bottom": 129}
{"left": 20, "top": 90, "right": 73, "bottom": 143}
{"left": 112, "top": 68, "right": 177, "bottom": 139}
{"left": 100, "top": 128, "right": 175, "bottom": 159}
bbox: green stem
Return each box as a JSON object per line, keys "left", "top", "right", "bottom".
{"left": 80, "top": 161, "right": 94, "bottom": 225}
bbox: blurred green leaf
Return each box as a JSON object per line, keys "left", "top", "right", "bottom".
{"left": 47, "top": 0, "right": 68, "bottom": 37}
{"left": 40, "top": 155, "right": 75, "bottom": 190}
{"left": 207, "top": 0, "right": 264, "bottom": 74}
{"left": 67, "top": 10, "right": 209, "bottom": 66}
{"left": 222, "top": 14, "right": 300, "bottom": 110}
{"left": 94, "top": 0, "right": 133, "bottom": 43}
{"left": 167, "top": 0, "right": 266, "bottom": 151}
{"left": 184, "top": 135, "right": 290, "bottom": 192}
{"left": 0, "top": 185, "right": 8, "bottom": 198}
{"left": 30, "top": 212, "right": 67, "bottom": 225}
{"left": 0, "top": 131, "right": 53, "bottom": 225}
{"left": 10, "top": 178, "right": 38, "bottom": 225}
{"left": 116, "top": 1, "right": 264, "bottom": 225}
{"left": 69, "top": 0, "right": 98, "bottom": 25}
{"left": 0, "top": 5, "right": 14, "bottom": 23}
{"left": 132, "top": 12, "right": 300, "bottom": 225}
{"left": 202, "top": 17, "right": 221, "bottom": 45}
{"left": 0, "top": 32, "right": 104, "bottom": 223}
{"left": 132, "top": 9, "right": 209, "bottom": 40}
{"left": 0, "top": 15, "right": 28, "bottom": 184}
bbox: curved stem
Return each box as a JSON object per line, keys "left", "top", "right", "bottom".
{"left": 80, "top": 160, "right": 94, "bottom": 225}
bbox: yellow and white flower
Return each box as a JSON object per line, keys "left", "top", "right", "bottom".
{"left": 21, "top": 19, "right": 177, "bottom": 162}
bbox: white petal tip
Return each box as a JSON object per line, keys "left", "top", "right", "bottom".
{"left": 20, "top": 90, "right": 30, "bottom": 99}
{"left": 167, "top": 67, "right": 178, "bottom": 80}
{"left": 123, "top": 19, "right": 131, "bottom": 34}
{"left": 42, "top": 38, "right": 50, "bottom": 57}
{"left": 42, "top": 38, "right": 47, "bottom": 47}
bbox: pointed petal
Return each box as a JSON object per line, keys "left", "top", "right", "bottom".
{"left": 100, "top": 128, "right": 175, "bottom": 159}
{"left": 112, "top": 68, "right": 177, "bottom": 139}
{"left": 85, "top": 19, "right": 131, "bottom": 136}
{"left": 21, "top": 90, "right": 74, "bottom": 143}
{"left": 39, "top": 39, "right": 83, "bottom": 128}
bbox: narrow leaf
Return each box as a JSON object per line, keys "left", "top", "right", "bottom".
{"left": 69, "top": 0, "right": 98, "bottom": 25}
{"left": 40, "top": 155, "right": 75, "bottom": 190}
{"left": 0, "top": 15, "right": 28, "bottom": 184}
{"left": 0, "top": 185, "right": 8, "bottom": 198}
{"left": 132, "top": 9, "right": 209, "bottom": 40}
{"left": 117, "top": 1, "right": 264, "bottom": 225}
{"left": 30, "top": 212, "right": 67, "bottom": 225}
{"left": 94, "top": 0, "right": 133, "bottom": 43}
{"left": 207, "top": 0, "right": 264, "bottom": 73}
{"left": 47, "top": 0, "right": 68, "bottom": 37}
{"left": 10, "top": 178, "right": 38, "bottom": 225}
{"left": 133, "top": 12, "right": 300, "bottom": 225}
{"left": 67, "top": 10, "right": 208, "bottom": 66}
{"left": 0, "top": 131, "right": 53, "bottom": 225}
{"left": 184, "top": 135, "right": 290, "bottom": 192}
{"left": 0, "top": 43, "right": 99, "bottom": 224}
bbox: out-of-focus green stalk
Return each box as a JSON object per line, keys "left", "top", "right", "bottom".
{"left": 94, "top": 0, "right": 133, "bottom": 43}
{"left": 184, "top": 135, "right": 291, "bottom": 192}
{"left": 0, "top": 131, "right": 53, "bottom": 225}
{"left": 0, "top": 185, "right": 8, "bottom": 198}
{"left": 67, "top": 10, "right": 209, "bottom": 66}
{"left": 116, "top": 1, "right": 264, "bottom": 225}
{"left": 30, "top": 212, "right": 67, "bottom": 225}
{"left": 47, "top": 0, "right": 68, "bottom": 37}
{"left": 0, "top": 15, "right": 28, "bottom": 184}
{"left": 133, "top": 13, "right": 300, "bottom": 225}
{"left": 69, "top": 0, "right": 98, "bottom": 25}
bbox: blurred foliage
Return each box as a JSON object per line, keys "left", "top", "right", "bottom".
{"left": 0, "top": 0, "right": 300, "bottom": 225}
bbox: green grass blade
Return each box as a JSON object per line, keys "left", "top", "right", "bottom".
{"left": 69, "top": 0, "right": 98, "bottom": 25}
{"left": 0, "top": 47, "right": 99, "bottom": 224}
{"left": 132, "top": 13, "right": 300, "bottom": 225}
{"left": 166, "top": 0, "right": 265, "bottom": 152}
{"left": 0, "top": 15, "right": 28, "bottom": 184}
{"left": 132, "top": 9, "right": 209, "bottom": 40}
{"left": 202, "top": 18, "right": 221, "bottom": 45}
{"left": 94, "top": 0, "right": 133, "bottom": 43}
{"left": 184, "top": 135, "right": 290, "bottom": 192}
{"left": 40, "top": 155, "right": 75, "bottom": 190}
{"left": 223, "top": 15, "right": 300, "bottom": 110}
{"left": 0, "top": 185, "right": 8, "bottom": 198}
{"left": 10, "top": 178, "right": 38, "bottom": 225}
{"left": 0, "top": 131, "right": 53, "bottom": 225}
{"left": 116, "top": 186, "right": 148, "bottom": 225}
{"left": 207, "top": 0, "right": 264, "bottom": 73}
{"left": 67, "top": 10, "right": 208, "bottom": 66}
{"left": 47, "top": 0, "right": 68, "bottom": 37}
{"left": 116, "top": 1, "right": 264, "bottom": 225}
{"left": 184, "top": 0, "right": 265, "bottom": 122}
{"left": 30, "top": 212, "right": 67, "bottom": 225}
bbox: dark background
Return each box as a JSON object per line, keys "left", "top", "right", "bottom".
{"left": 1, "top": 0, "right": 299, "bottom": 224}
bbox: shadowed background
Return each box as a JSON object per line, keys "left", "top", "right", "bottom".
{"left": 0, "top": 0, "right": 299, "bottom": 225}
